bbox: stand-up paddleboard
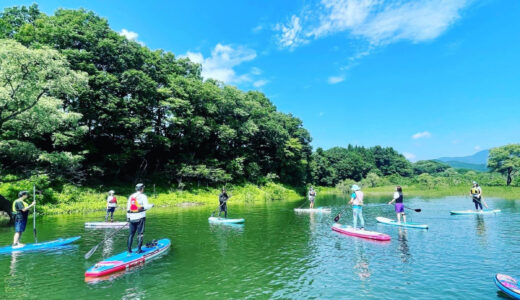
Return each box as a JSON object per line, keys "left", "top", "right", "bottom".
{"left": 495, "top": 274, "right": 520, "bottom": 299}
{"left": 208, "top": 217, "right": 245, "bottom": 224}
{"left": 294, "top": 207, "right": 331, "bottom": 213}
{"left": 331, "top": 223, "right": 391, "bottom": 241}
{"left": 450, "top": 209, "right": 501, "bottom": 215}
{"left": 85, "top": 222, "right": 128, "bottom": 228}
{"left": 85, "top": 238, "right": 171, "bottom": 278}
{"left": 0, "top": 236, "right": 81, "bottom": 254}
{"left": 376, "top": 217, "right": 428, "bottom": 229}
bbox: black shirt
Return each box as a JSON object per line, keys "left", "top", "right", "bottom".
{"left": 219, "top": 192, "right": 229, "bottom": 203}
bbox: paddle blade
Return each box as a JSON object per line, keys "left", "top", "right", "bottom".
{"left": 33, "top": 228, "right": 37, "bottom": 243}
{"left": 84, "top": 244, "right": 99, "bottom": 259}
{"left": 333, "top": 214, "right": 340, "bottom": 223}
{"left": 414, "top": 209, "right": 422, "bottom": 212}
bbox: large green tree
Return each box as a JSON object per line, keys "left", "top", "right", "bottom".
{"left": 488, "top": 144, "right": 520, "bottom": 185}
{"left": 0, "top": 39, "right": 88, "bottom": 180}
{"left": 0, "top": 5, "right": 313, "bottom": 186}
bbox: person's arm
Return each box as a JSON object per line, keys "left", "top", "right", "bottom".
{"left": 21, "top": 201, "right": 35, "bottom": 212}
{"left": 127, "top": 196, "right": 131, "bottom": 212}
{"left": 142, "top": 195, "right": 153, "bottom": 210}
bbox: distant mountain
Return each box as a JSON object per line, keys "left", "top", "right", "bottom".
{"left": 435, "top": 150, "right": 489, "bottom": 172}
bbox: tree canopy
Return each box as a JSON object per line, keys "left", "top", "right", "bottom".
{"left": 0, "top": 5, "right": 311, "bottom": 186}
{"left": 488, "top": 144, "right": 520, "bottom": 185}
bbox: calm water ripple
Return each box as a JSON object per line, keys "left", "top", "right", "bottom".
{"left": 1, "top": 195, "right": 519, "bottom": 299}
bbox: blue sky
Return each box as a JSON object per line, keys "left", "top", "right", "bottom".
{"left": 4, "top": 0, "right": 519, "bottom": 161}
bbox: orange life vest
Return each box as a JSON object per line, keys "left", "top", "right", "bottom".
{"left": 129, "top": 196, "right": 141, "bottom": 213}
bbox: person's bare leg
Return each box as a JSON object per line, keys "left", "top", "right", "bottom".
{"left": 13, "top": 232, "right": 20, "bottom": 245}
{"left": 403, "top": 213, "right": 407, "bottom": 223}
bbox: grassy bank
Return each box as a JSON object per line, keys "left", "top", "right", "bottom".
{"left": 36, "top": 183, "right": 303, "bottom": 215}
{"left": 331, "top": 185, "right": 520, "bottom": 200}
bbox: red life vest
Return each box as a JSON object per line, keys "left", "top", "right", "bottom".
{"left": 109, "top": 196, "right": 117, "bottom": 204}
{"left": 129, "top": 196, "right": 141, "bottom": 213}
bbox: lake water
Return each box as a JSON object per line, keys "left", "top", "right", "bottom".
{"left": 1, "top": 194, "right": 519, "bottom": 299}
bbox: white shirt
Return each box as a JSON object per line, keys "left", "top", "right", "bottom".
{"left": 393, "top": 192, "right": 400, "bottom": 200}
{"left": 107, "top": 196, "right": 117, "bottom": 208}
{"left": 126, "top": 192, "right": 153, "bottom": 221}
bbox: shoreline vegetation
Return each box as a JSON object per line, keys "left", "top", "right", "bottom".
{"left": 38, "top": 183, "right": 303, "bottom": 215}
{"left": 8, "top": 183, "right": 517, "bottom": 216}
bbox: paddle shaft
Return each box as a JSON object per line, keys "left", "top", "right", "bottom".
{"left": 211, "top": 201, "right": 226, "bottom": 216}
{"left": 404, "top": 206, "right": 421, "bottom": 212}
{"left": 33, "top": 185, "right": 37, "bottom": 243}
{"left": 84, "top": 222, "right": 128, "bottom": 259}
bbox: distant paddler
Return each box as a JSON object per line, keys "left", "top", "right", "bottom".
{"left": 218, "top": 188, "right": 230, "bottom": 218}
{"left": 308, "top": 186, "right": 317, "bottom": 208}
{"left": 12, "top": 191, "right": 36, "bottom": 248}
{"left": 388, "top": 186, "right": 406, "bottom": 223}
{"left": 127, "top": 184, "right": 154, "bottom": 254}
{"left": 470, "top": 181, "right": 488, "bottom": 211}
{"left": 105, "top": 190, "right": 117, "bottom": 222}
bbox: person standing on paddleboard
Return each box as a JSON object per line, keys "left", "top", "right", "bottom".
{"left": 308, "top": 187, "right": 316, "bottom": 208}
{"left": 388, "top": 186, "right": 406, "bottom": 223}
{"left": 349, "top": 185, "right": 365, "bottom": 230}
{"left": 470, "top": 181, "right": 488, "bottom": 211}
{"left": 12, "top": 191, "right": 35, "bottom": 248}
{"left": 127, "top": 184, "right": 154, "bottom": 254}
{"left": 105, "top": 190, "right": 117, "bottom": 222}
{"left": 218, "top": 188, "right": 229, "bottom": 218}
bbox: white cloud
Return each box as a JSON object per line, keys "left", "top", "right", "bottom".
{"left": 403, "top": 152, "right": 416, "bottom": 161}
{"left": 276, "top": 0, "right": 471, "bottom": 48}
{"left": 250, "top": 67, "right": 262, "bottom": 75}
{"left": 119, "top": 29, "right": 144, "bottom": 45}
{"left": 412, "top": 131, "right": 431, "bottom": 139}
{"left": 253, "top": 80, "right": 268, "bottom": 87}
{"left": 474, "top": 145, "right": 481, "bottom": 150}
{"left": 183, "top": 44, "right": 257, "bottom": 84}
{"left": 328, "top": 75, "right": 345, "bottom": 84}
{"left": 275, "top": 15, "right": 308, "bottom": 49}
{"left": 252, "top": 25, "right": 264, "bottom": 33}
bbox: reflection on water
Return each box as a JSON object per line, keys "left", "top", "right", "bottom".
{"left": 397, "top": 228, "right": 411, "bottom": 263}
{"left": 353, "top": 241, "right": 371, "bottom": 280}
{"left": 475, "top": 215, "right": 488, "bottom": 247}
{"left": 0, "top": 195, "right": 517, "bottom": 299}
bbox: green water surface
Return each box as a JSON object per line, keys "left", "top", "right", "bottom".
{"left": 1, "top": 194, "right": 519, "bottom": 299}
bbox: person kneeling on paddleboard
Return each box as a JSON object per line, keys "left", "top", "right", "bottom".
{"left": 388, "top": 186, "right": 406, "bottom": 223}
{"left": 308, "top": 187, "right": 316, "bottom": 208}
{"left": 12, "top": 191, "right": 35, "bottom": 248}
{"left": 349, "top": 185, "right": 365, "bottom": 230}
{"left": 127, "top": 184, "right": 153, "bottom": 254}
{"left": 470, "top": 181, "right": 488, "bottom": 211}
{"left": 105, "top": 190, "right": 117, "bottom": 222}
{"left": 218, "top": 188, "right": 229, "bottom": 218}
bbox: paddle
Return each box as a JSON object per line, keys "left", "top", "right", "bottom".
{"left": 33, "top": 185, "right": 37, "bottom": 243}
{"left": 404, "top": 206, "right": 421, "bottom": 212}
{"left": 333, "top": 206, "right": 349, "bottom": 223}
{"left": 211, "top": 202, "right": 225, "bottom": 217}
{"left": 84, "top": 223, "right": 128, "bottom": 259}
{"left": 297, "top": 199, "right": 310, "bottom": 209}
